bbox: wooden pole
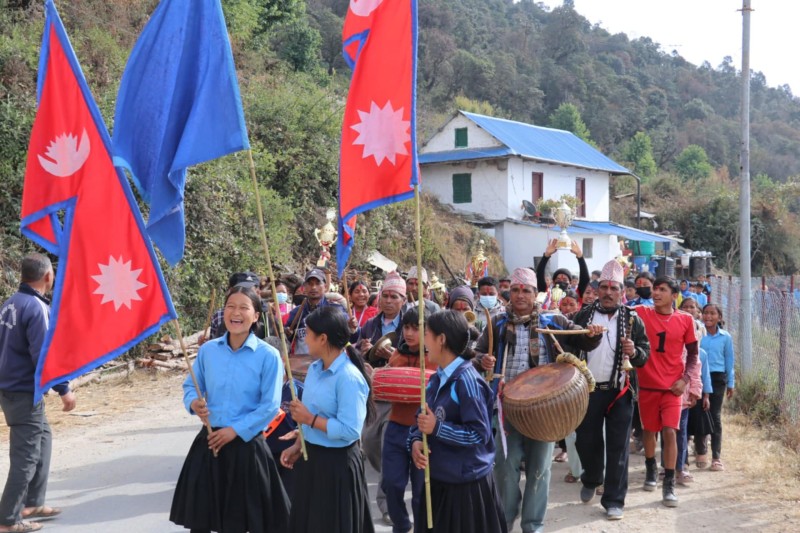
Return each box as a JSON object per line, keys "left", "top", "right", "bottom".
{"left": 173, "top": 319, "right": 217, "bottom": 457}
{"left": 247, "top": 149, "right": 308, "bottom": 461}
{"left": 414, "top": 184, "right": 433, "bottom": 529}
{"left": 202, "top": 288, "right": 217, "bottom": 340}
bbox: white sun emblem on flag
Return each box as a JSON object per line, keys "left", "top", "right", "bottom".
{"left": 91, "top": 256, "right": 147, "bottom": 311}
{"left": 351, "top": 101, "right": 410, "bottom": 166}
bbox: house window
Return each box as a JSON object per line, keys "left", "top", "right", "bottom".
{"left": 532, "top": 172, "right": 543, "bottom": 203}
{"left": 575, "top": 177, "right": 586, "bottom": 217}
{"left": 452, "top": 173, "right": 472, "bottom": 203}
{"left": 455, "top": 127, "right": 468, "bottom": 148}
{"left": 582, "top": 238, "right": 593, "bottom": 259}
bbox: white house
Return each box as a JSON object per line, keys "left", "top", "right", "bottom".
{"left": 419, "top": 111, "right": 674, "bottom": 274}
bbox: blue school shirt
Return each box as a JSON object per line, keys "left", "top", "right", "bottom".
{"left": 300, "top": 352, "right": 369, "bottom": 447}
{"left": 184, "top": 333, "right": 284, "bottom": 442}
{"left": 699, "top": 347, "right": 712, "bottom": 394}
{"left": 700, "top": 328, "right": 735, "bottom": 389}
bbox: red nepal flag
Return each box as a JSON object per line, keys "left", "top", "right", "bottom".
{"left": 21, "top": 1, "right": 177, "bottom": 402}
{"left": 336, "top": 0, "right": 419, "bottom": 277}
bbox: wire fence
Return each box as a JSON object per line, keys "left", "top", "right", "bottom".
{"left": 710, "top": 275, "right": 800, "bottom": 422}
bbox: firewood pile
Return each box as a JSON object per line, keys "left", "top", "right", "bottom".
{"left": 136, "top": 330, "right": 205, "bottom": 371}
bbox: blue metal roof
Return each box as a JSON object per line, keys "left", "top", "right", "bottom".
{"left": 433, "top": 111, "right": 630, "bottom": 174}
{"left": 571, "top": 220, "right": 675, "bottom": 243}
{"left": 418, "top": 146, "right": 513, "bottom": 164}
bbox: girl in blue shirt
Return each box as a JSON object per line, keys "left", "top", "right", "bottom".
{"left": 700, "top": 304, "right": 735, "bottom": 471}
{"left": 410, "top": 310, "right": 506, "bottom": 533}
{"left": 170, "top": 285, "right": 290, "bottom": 533}
{"left": 280, "top": 306, "right": 375, "bottom": 533}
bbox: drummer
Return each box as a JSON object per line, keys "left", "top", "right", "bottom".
{"left": 563, "top": 260, "right": 650, "bottom": 521}
{"left": 381, "top": 308, "right": 437, "bottom": 533}
{"left": 474, "top": 267, "right": 602, "bottom": 533}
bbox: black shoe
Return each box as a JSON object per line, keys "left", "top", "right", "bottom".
{"left": 580, "top": 485, "right": 595, "bottom": 504}
{"left": 643, "top": 462, "right": 657, "bottom": 492}
{"left": 662, "top": 477, "right": 678, "bottom": 507}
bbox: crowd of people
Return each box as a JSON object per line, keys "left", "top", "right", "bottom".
{"left": 0, "top": 248, "right": 734, "bottom": 533}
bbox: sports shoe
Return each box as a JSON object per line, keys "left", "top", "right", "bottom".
{"left": 580, "top": 485, "right": 595, "bottom": 504}
{"left": 662, "top": 477, "right": 678, "bottom": 507}
{"left": 606, "top": 507, "right": 624, "bottom": 520}
{"left": 643, "top": 462, "right": 657, "bottom": 492}
{"left": 382, "top": 512, "right": 393, "bottom": 526}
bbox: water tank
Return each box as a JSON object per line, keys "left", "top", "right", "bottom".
{"left": 689, "top": 256, "right": 705, "bottom": 279}
{"left": 655, "top": 256, "right": 675, "bottom": 278}
{"left": 631, "top": 240, "right": 656, "bottom": 256}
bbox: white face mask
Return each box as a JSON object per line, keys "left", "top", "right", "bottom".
{"left": 479, "top": 295, "right": 498, "bottom": 309}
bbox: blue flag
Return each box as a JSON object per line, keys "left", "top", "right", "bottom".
{"left": 112, "top": 0, "right": 249, "bottom": 265}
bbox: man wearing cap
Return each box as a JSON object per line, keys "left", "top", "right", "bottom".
{"left": 284, "top": 268, "right": 346, "bottom": 355}
{"left": 564, "top": 260, "right": 650, "bottom": 521}
{"left": 475, "top": 267, "right": 603, "bottom": 533}
{"left": 357, "top": 271, "right": 407, "bottom": 525}
{"left": 402, "top": 266, "right": 440, "bottom": 316}
{"left": 498, "top": 276, "right": 512, "bottom": 292}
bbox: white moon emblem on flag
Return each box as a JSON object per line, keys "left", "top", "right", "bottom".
{"left": 351, "top": 101, "right": 410, "bottom": 166}
{"left": 38, "top": 129, "right": 91, "bottom": 177}
{"left": 91, "top": 256, "right": 147, "bottom": 311}
{"left": 350, "top": 0, "right": 384, "bottom": 17}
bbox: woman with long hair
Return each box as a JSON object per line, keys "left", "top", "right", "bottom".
{"left": 700, "top": 303, "right": 734, "bottom": 471}
{"left": 170, "top": 285, "right": 290, "bottom": 533}
{"left": 410, "top": 310, "right": 506, "bottom": 533}
{"left": 280, "top": 306, "right": 375, "bottom": 533}
{"left": 349, "top": 280, "right": 378, "bottom": 329}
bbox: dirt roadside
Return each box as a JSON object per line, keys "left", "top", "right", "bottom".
{"left": 1, "top": 368, "right": 799, "bottom": 532}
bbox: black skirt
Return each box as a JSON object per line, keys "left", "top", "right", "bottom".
{"left": 170, "top": 427, "right": 290, "bottom": 533}
{"left": 289, "top": 441, "right": 374, "bottom": 533}
{"left": 687, "top": 402, "right": 715, "bottom": 436}
{"left": 415, "top": 472, "right": 507, "bottom": 533}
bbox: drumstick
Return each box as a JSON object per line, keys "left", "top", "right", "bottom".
{"left": 534, "top": 328, "right": 607, "bottom": 335}
{"left": 548, "top": 333, "right": 565, "bottom": 355}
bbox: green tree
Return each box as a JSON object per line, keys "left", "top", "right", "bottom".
{"left": 621, "top": 131, "right": 657, "bottom": 179}
{"left": 548, "top": 103, "right": 594, "bottom": 145}
{"left": 674, "top": 145, "right": 713, "bottom": 181}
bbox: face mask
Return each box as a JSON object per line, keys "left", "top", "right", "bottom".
{"left": 277, "top": 293, "right": 288, "bottom": 304}
{"left": 479, "top": 295, "right": 498, "bottom": 309}
{"left": 555, "top": 281, "right": 569, "bottom": 291}
{"left": 636, "top": 287, "right": 652, "bottom": 299}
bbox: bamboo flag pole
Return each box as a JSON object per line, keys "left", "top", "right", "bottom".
{"left": 414, "top": 184, "right": 434, "bottom": 529}
{"left": 173, "top": 318, "right": 217, "bottom": 457}
{"left": 202, "top": 288, "right": 217, "bottom": 340}
{"left": 247, "top": 149, "right": 308, "bottom": 461}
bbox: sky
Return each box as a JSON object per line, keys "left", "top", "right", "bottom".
{"left": 569, "top": 0, "right": 800, "bottom": 94}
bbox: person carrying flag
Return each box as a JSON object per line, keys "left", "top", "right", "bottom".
{"left": 0, "top": 254, "right": 76, "bottom": 533}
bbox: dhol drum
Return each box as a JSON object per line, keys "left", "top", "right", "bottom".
{"left": 501, "top": 359, "right": 591, "bottom": 442}
{"left": 288, "top": 354, "right": 316, "bottom": 382}
{"left": 372, "top": 366, "right": 436, "bottom": 404}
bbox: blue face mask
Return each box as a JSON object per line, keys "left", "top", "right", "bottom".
{"left": 479, "top": 295, "right": 498, "bottom": 309}
{"left": 276, "top": 292, "right": 289, "bottom": 304}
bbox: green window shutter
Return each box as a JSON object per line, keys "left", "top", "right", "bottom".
{"left": 452, "top": 173, "right": 472, "bottom": 203}
{"left": 455, "top": 127, "right": 468, "bottom": 148}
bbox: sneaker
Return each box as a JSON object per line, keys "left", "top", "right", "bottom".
{"left": 643, "top": 462, "right": 657, "bottom": 492}
{"left": 662, "top": 478, "right": 678, "bottom": 507}
{"left": 382, "top": 512, "right": 393, "bottom": 526}
{"left": 606, "top": 507, "right": 624, "bottom": 520}
{"left": 580, "top": 485, "right": 595, "bottom": 504}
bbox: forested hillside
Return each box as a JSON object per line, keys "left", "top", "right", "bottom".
{"left": 2, "top": 0, "right": 800, "bottom": 325}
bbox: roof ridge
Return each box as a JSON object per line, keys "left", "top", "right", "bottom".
{"left": 460, "top": 110, "right": 573, "bottom": 135}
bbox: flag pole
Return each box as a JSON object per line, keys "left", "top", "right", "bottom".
{"left": 247, "top": 149, "right": 308, "bottom": 461}
{"left": 202, "top": 288, "right": 217, "bottom": 340}
{"left": 414, "top": 184, "right": 434, "bottom": 528}
{"left": 172, "top": 318, "right": 217, "bottom": 457}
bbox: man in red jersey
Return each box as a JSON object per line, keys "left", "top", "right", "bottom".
{"left": 635, "top": 276, "right": 698, "bottom": 508}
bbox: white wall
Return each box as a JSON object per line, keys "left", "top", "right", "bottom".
{"left": 421, "top": 160, "right": 510, "bottom": 221}
{"left": 421, "top": 113, "right": 502, "bottom": 152}
{"left": 517, "top": 160, "right": 610, "bottom": 221}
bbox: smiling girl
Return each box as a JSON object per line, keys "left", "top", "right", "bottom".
{"left": 700, "top": 304, "right": 734, "bottom": 471}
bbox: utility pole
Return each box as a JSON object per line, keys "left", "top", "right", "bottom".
{"left": 739, "top": 0, "right": 753, "bottom": 373}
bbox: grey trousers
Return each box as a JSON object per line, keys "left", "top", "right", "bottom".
{"left": 0, "top": 391, "right": 52, "bottom": 526}
{"left": 362, "top": 400, "right": 391, "bottom": 514}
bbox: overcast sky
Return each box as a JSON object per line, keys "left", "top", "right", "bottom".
{"left": 569, "top": 0, "right": 799, "bottom": 94}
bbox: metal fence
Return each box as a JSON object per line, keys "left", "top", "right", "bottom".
{"left": 710, "top": 276, "right": 800, "bottom": 422}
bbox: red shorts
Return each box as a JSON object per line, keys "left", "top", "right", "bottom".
{"left": 638, "top": 389, "right": 682, "bottom": 431}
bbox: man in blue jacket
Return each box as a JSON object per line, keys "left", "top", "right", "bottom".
{"left": 0, "top": 253, "right": 76, "bottom": 532}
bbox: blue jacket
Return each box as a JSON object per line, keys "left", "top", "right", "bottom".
{"left": 409, "top": 360, "right": 495, "bottom": 484}
{"left": 701, "top": 328, "right": 735, "bottom": 389}
{"left": 0, "top": 284, "right": 69, "bottom": 396}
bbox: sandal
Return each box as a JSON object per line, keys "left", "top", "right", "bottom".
{"left": 564, "top": 473, "right": 579, "bottom": 483}
{"left": 696, "top": 454, "right": 709, "bottom": 469}
{"left": 0, "top": 521, "right": 44, "bottom": 532}
{"left": 710, "top": 460, "right": 725, "bottom": 471}
{"left": 554, "top": 451, "right": 568, "bottom": 463}
{"left": 677, "top": 471, "right": 694, "bottom": 485}
{"left": 22, "top": 507, "right": 61, "bottom": 520}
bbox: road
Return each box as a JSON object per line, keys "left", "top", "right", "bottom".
{"left": 0, "top": 371, "right": 796, "bottom": 532}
